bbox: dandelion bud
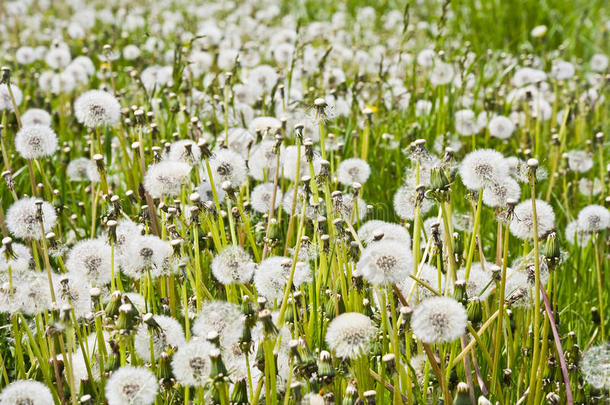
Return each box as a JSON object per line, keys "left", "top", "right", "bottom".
{"left": 453, "top": 280, "right": 468, "bottom": 305}
{"left": 116, "top": 303, "right": 138, "bottom": 333}
{"left": 364, "top": 389, "right": 377, "bottom": 404}
{"left": 208, "top": 348, "right": 229, "bottom": 381}
{"left": 317, "top": 350, "right": 335, "bottom": 385}
{"left": 545, "top": 392, "right": 560, "bottom": 405}
{"left": 258, "top": 309, "right": 278, "bottom": 336}
{"left": 230, "top": 377, "right": 249, "bottom": 405}
{"left": 467, "top": 297, "right": 483, "bottom": 325}
{"left": 502, "top": 368, "right": 512, "bottom": 386}
{"left": 290, "top": 381, "right": 303, "bottom": 403}
{"left": 342, "top": 383, "right": 358, "bottom": 405}
{"left": 157, "top": 352, "right": 173, "bottom": 383}
{"left": 452, "top": 382, "right": 472, "bottom": 405}
{"left": 591, "top": 307, "right": 600, "bottom": 325}
{"left": 105, "top": 290, "right": 122, "bottom": 317}
{"left": 382, "top": 353, "right": 396, "bottom": 376}
{"left": 477, "top": 396, "right": 492, "bottom": 405}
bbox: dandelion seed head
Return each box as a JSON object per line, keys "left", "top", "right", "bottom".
{"left": 459, "top": 149, "right": 509, "bottom": 190}
{"left": 134, "top": 315, "right": 186, "bottom": 362}
{"left": 488, "top": 115, "right": 515, "bottom": 139}
{"left": 482, "top": 177, "right": 521, "bottom": 208}
{"left": 251, "top": 183, "right": 282, "bottom": 214}
{"left": 15, "top": 125, "right": 58, "bottom": 159}
{"left": 590, "top": 53, "right": 609, "bottom": 72}
{"left": 192, "top": 301, "right": 243, "bottom": 347}
{"left": 0, "top": 84, "right": 23, "bottom": 111}
{"left": 577, "top": 205, "right": 610, "bottom": 233}
{"left": 208, "top": 149, "right": 247, "bottom": 186}
{"left": 54, "top": 272, "right": 92, "bottom": 318}
{"left": 0, "top": 242, "right": 32, "bottom": 276}
{"left": 120, "top": 235, "right": 172, "bottom": 279}
{"left": 171, "top": 339, "right": 214, "bottom": 387}
{"left": 509, "top": 199, "right": 555, "bottom": 240}
{"left": 67, "top": 157, "right": 99, "bottom": 182}
{"left": 282, "top": 145, "right": 321, "bottom": 182}
{"left": 580, "top": 343, "right": 610, "bottom": 390}
{"left": 196, "top": 179, "right": 226, "bottom": 204}
{"left": 393, "top": 183, "right": 433, "bottom": 220}
{"left": 457, "top": 263, "right": 494, "bottom": 301}
{"left": 564, "top": 220, "right": 591, "bottom": 246}
{"left": 455, "top": 109, "right": 478, "bottom": 136}
{"left": 0, "top": 379, "right": 54, "bottom": 405}
{"left": 21, "top": 108, "right": 52, "bottom": 127}
{"left": 65, "top": 238, "right": 112, "bottom": 285}
{"left": 105, "top": 366, "right": 158, "bottom": 405}
{"left": 74, "top": 90, "right": 121, "bottom": 128}
{"left": 411, "top": 296, "right": 467, "bottom": 344}
{"left": 334, "top": 194, "right": 367, "bottom": 224}
{"left": 248, "top": 140, "right": 282, "bottom": 181}
{"left": 6, "top": 198, "right": 57, "bottom": 241}
{"left": 165, "top": 139, "right": 201, "bottom": 164}
{"left": 398, "top": 263, "right": 444, "bottom": 305}
{"left": 325, "top": 312, "right": 375, "bottom": 359}
{"left": 429, "top": 61, "right": 454, "bottom": 86}
{"left": 211, "top": 245, "right": 256, "bottom": 285}
{"left": 337, "top": 158, "right": 371, "bottom": 185}
{"left": 566, "top": 150, "right": 594, "bottom": 173}
{"left": 144, "top": 161, "right": 192, "bottom": 198}
{"left": 357, "top": 240, "right": 412, "bottom": 286}
{"left": 357, "top": 220, "right": 411, "bottom": 247}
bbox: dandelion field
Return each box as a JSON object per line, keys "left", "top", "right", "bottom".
{"left": 0, "top": 0, "right": 608, "bottom": 404}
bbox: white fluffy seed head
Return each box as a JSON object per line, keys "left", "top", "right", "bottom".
{"left": 281, "top": 145, "right": 321, "bottom": 182}
{"left": 459, "top": 149, "right": 509, "bottom": 190}
{"left": 15, "top": 125, "right": 58, "bottom": 159}
{"left": 393, "top": 183, "right": 433, "bottom": 220}
{"left": 134, "top": 315, "right": 186, "bottom": 362}
{"left": 0, "top": 83, "right": 22, "bottom": 111}
{"left": 488, "top": 115, "right": 515, "bottom": 139}
{"left": 192, "top": 301, "right": 243, "bottom": 347}
{"left": 171, "top": 339, "right": 214, "bottom": 387}
{"left": 165, "top": 139, "right": 201, "bottom": 164}
{"left": 74, "top": 90, "right": 121, "bottom": 128}
{"left": 208, "top": 148, "right": 247, "bottom": 186}
{"left": 398, "top": 263, "right": 444, "bottom": 305}
{"left": 580, "top": 343, "right": 610, "bottom": 390}
{"left": 105, "top": 366, "right": 158, "bottom": 405}
{"left": 119, "top": 235, "right": 172, "bottom": 279}
{"left": 509, "top": 199, "right": 556, "bottom": 240}
{"left": 577, "top": 205, "right": 610, "bottom": 233}
{"left": 482, "top": 177, "right": 521, "bottom": 208}
{"left": 411, "top": 296, "right": 467, "bottom": 344}
{"left": 144, "top": 161, "right": 192, "bottom": 198}
{"left": 564, "top": 220, "right": 591, "bottom": 246}
{"left": 0, "top": 379, "right": 54, "bottom": 405}
{"left": 455, "top": 109, "right": 478, "bottom": 136}
{"left": 456, "top": 262, "right": 494, "bottom": 301}
{"left": 196, "top": 179, "right": 226, "bottom": 204}
{"left": 6, "top": 197, "right": 57, "bottom": 240}
{"left": 248, "top": 140, "right": 282, "bottom": 181}
{"left": 357, "top": 220, "right": 411, "bottom": 247}
{"left": 67, "top": 157, "right": 100, "bottom": 182}
{"left": 250, "top": 182, "right": 282, "bottom": 214}
{"left": 54, "top": 272, "right": 92, "bottom": 318}
{"left": 566, "top": 150, "right": 594, "bottom": 173}
{"left": 65, "top": 238, "right": 112, "bottom": 285}
{"left": 357, "top": 240, "right": 413, "bottom": 286}
{"left": 211, "top": 245, "right": 256, "bottom": 285}
{"left": 0, "top": 242, "right": 32, "bottom": 276}
{"left": 325, "top": 312, "right": 375, "bottom": 359}
{"left": 337, "top": 158, "right": 371, "bottom": 185}
{"left": 21, "top": 108, "right": 52, "bottom": 127}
